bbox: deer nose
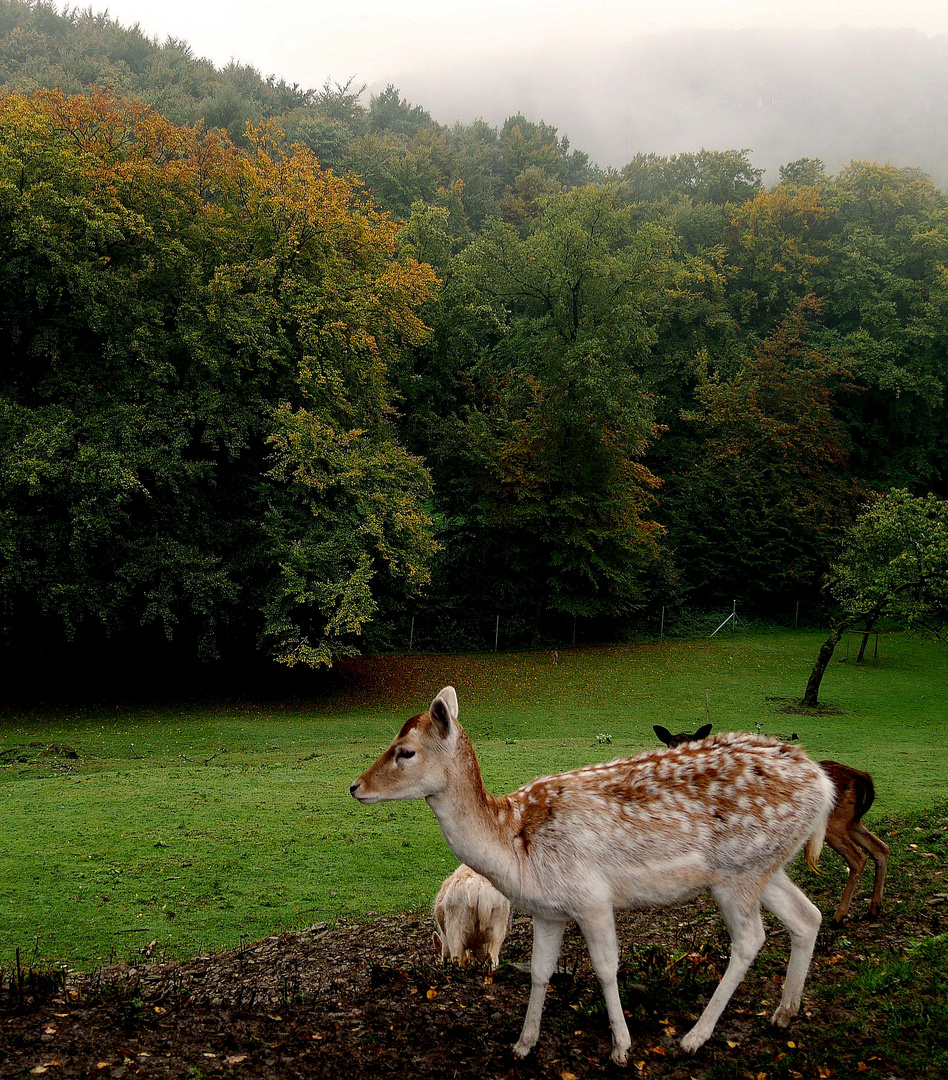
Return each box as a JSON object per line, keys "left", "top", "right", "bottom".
{"left": 349, "top": 780, "right": 362, "bottom": 797}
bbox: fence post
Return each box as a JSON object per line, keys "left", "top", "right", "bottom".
{"left": 409, "top": 615, "right": 415, "bottom": 651}
{"left": 495, "top": 615, "right": 500, "bottom": 652}
{"left": 660, "top": 606, "right": 665, "bottom": 641}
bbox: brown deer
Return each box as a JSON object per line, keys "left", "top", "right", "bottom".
{"left": 817, "top": 760, "right": 889, "bottom": 923}
{"left": 654, "top": 725, "right": 889, "bottom": 924}
{"left": 351, "top": 687, "right": 833, "bottom": 1063}
{"left": 433, "top": 863, "right": 511, "bottom": 968}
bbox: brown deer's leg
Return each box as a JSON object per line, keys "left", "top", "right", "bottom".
{"left": 849, "top": 820, "right": 890, "bottom": 917}
{"left": 824, "top": 833, "right": 868, "bottom": 924}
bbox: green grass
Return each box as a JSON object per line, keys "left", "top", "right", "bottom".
{"left": 2, "top": 628, "right": 947, "bottom": 972}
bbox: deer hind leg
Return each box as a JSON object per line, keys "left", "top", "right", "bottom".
{"left": 850, "top": 820, "right": 890, "bottom": 917}
{"left": 680, "top": 887, "right": 767, "bottom": 1053}
{"left": 575, "top": 906, "right": 632, "bottom": 1065}
{"left": 826, "top": 830, "right": 869, "bottom": 924}
{"left": 513, "top": 913, "right": 568, "bottom": 1059}
{"left": 760, "top": 869, "right": 822, "bottom": 1028}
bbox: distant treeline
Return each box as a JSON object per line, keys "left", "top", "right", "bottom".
{"left": 1, "top": 2, "right": 947, "bottom": 681}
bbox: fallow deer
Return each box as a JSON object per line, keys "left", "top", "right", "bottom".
{"left": 817, "top": 760, "right": 889, "bottom": 923}
{"left": 653, "top": 723, "right": 713, "bottom": 747}
{"left": 351, "top": 687, "right": 833, "bottom": 1063}
{"left": 654, "top": 725, "right": 889, "bottom": 924}
{"left": 433, "top": 863, "right": 511, "bottom": 968}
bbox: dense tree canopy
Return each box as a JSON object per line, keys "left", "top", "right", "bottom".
{"left": 2, "top": 5, "right": 948, "bottom": 671}
{"left": 0, "top": 89, "right": 437, "bottom": 669}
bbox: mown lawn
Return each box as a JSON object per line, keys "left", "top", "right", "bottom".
{"left": 2, "top": 628, "right": 946, "bottom": 971}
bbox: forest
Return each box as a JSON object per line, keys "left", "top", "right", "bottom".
{"left": 1, "top": 0, "right": 947, "bottom": 682}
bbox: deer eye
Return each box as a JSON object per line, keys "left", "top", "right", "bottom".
{"left": 396, "top": 748, "right": 416, "bottom": 761}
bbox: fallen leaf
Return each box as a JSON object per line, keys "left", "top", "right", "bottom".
{"left": 225, "top": 1055, "right": 248, "bottom": 1066}
{"left": 426, "top": 988, "right": 437, "bottom": 1000}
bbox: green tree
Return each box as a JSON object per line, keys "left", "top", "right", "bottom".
{"left": 802, "top": 490, "right": 948, "bottom": 705}
{"left": 664, "top": 298, "right": 861, "bottom": 606}
{"left": 0, "top": 90, "right": 437, "bottom": 671}
{"left": 621, "top": 149, "right": 763, "bottom": 206}
{"left": 415, "top": 185, "right": 668, "bottom": 634}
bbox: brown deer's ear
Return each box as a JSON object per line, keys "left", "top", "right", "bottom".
{"left": 429, "top": 686, "right": 458, "bottom": 739}
{"left": 653, "top": 725, "right": 673, "bottom": 745}
{"left": 694, "top": 723, "right": 713, "bottom": 740}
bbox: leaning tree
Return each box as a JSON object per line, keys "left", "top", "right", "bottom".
{"left": 802, "top": 489, "right": 948, "bottom": 706}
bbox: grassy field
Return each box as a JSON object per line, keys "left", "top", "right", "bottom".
{"left": 2, "top": 627, "right": 947, "bottom": 972}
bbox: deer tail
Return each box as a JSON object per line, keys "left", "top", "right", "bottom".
{"left": 804, "top": 792, "right": 833, "bottom": 875}
{"left": 804, "top": 830, "right": 824, "bottom": 875}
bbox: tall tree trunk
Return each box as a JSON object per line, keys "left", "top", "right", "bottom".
{"left": 801, "top": 621, "right": 846, "bottom": 707}
{"left": 855, "top": 613, "right": 879, "bottom": 663}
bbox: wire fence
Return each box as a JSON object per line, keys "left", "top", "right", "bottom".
{"left": 388, "top": 600, "right": 823, "bottom": 654}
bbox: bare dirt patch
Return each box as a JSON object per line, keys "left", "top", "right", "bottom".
{"left": 4, "top": 868, "right": 947, "bottom": 1080}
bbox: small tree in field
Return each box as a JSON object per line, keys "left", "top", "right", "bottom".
{"left": 802, "top": 490, "right": 948, "bottom": 706}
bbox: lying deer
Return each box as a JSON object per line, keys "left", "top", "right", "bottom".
{"left": 654, "top": 725, "right": 889, "bottom": 924}
{"left": 433, "top": 863, "right": 511, "bottom": 968}
{"left": 351, "top": 686, "right": 833, "bottom": 1063}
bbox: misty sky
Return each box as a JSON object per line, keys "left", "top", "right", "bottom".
{"left": 85, "top": 0, "right": 948, "bottom": 179}
{"left": 95, "top": 0, "right": 948, "bottom": 91}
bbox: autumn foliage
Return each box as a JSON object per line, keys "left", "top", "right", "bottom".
{"left": 0, "top": 89, "right": 437, "bottom": 668}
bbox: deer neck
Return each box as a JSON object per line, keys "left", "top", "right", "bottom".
{"left": 425, "top": 731, "right": 519, "bottom": 890}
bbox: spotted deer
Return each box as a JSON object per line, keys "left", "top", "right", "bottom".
{"left": 351, "top": 687, "right": 834, "bottom": 1063}
{"left": 433, "top": 863, "right": 511, "bottom": 968}
{"left": 654, "top": 726, "right": 889, "bottom": 924}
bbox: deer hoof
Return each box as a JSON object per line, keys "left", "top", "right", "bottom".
{"left": 771, "top": 1005, "right": 796, "bottom": 1028}
{"left": 610, "top": 1043, "right": 630, "bottom": 1065}
{"left": 680, "top": 1027, "right": 708, "bottom": 1054}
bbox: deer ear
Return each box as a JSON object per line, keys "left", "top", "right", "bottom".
{"left": 430, "top": 686, "right": 459, "bottom": 739}
{"left": 653, "top": 725, "right": 672, "bottom": 745}
{"left": 694, "top": 723, "right": 713, "bottom": 740}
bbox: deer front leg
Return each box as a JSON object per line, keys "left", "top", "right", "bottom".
{"left": 513, "top": 914, "right": 568, "bottom": 1059}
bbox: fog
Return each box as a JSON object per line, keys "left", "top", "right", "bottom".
{"left": 60, "top": 0, "right": 948, "bottom": 188}
{"left": 383, "top": 26, "right": 948, "bottom": 185}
